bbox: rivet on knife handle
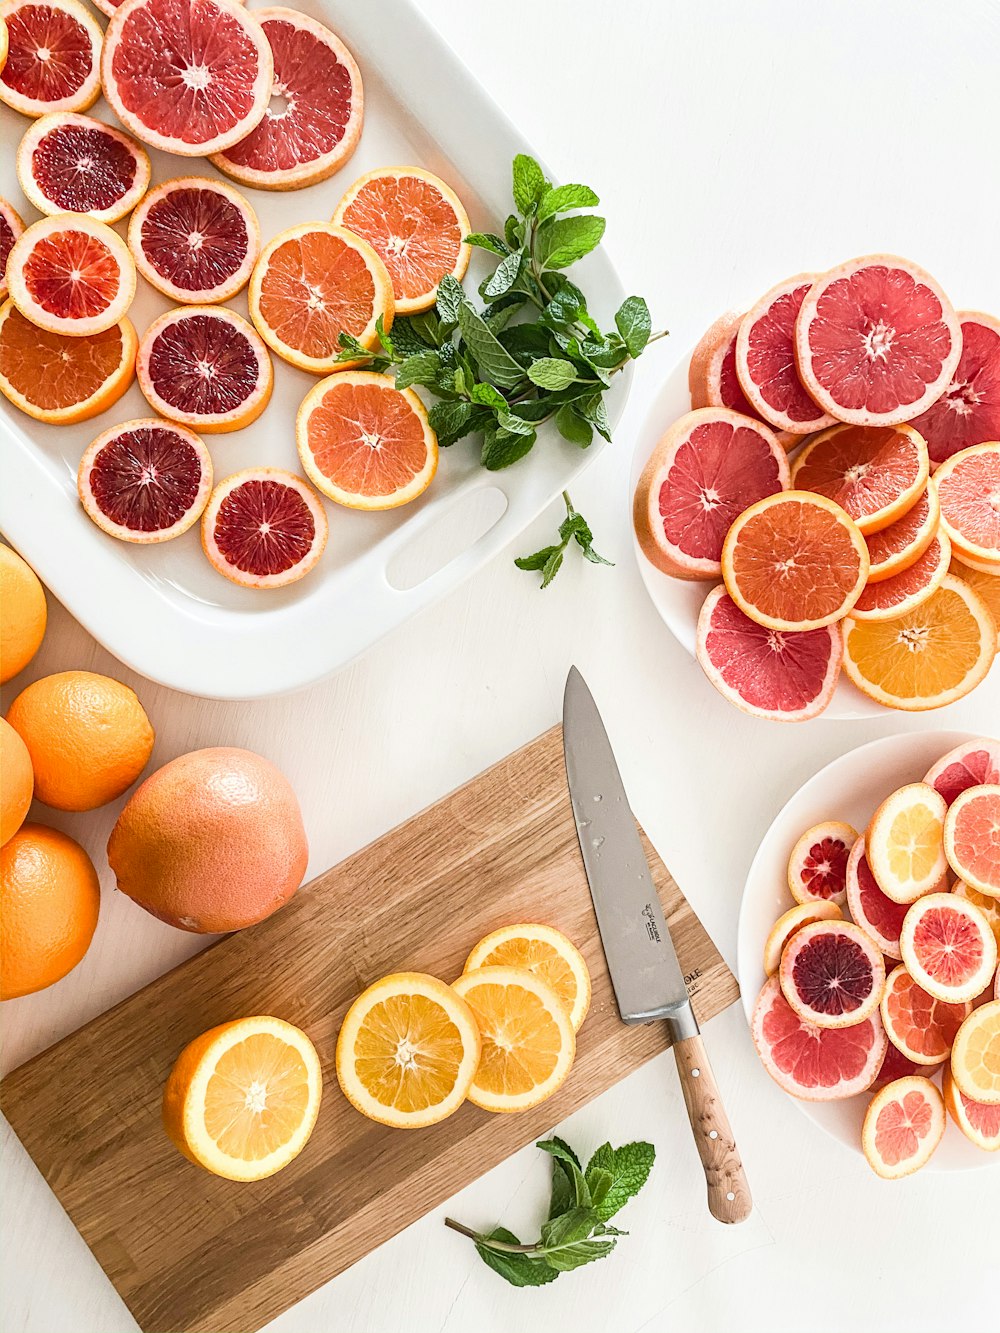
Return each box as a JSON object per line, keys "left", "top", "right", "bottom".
{"left": 671, "top": 1033, "right": 752, "bottom": 1224}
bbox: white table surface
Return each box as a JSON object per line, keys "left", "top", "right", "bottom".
{"left": 3, "top": 0, "right": 1000, "bottom": 1329}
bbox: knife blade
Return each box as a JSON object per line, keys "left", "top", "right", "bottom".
{"left": 563, "top": 666, "right": 752, "bottom": 1224}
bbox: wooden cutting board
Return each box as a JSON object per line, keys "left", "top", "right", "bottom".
{"left": 1, "top": 726, "right": 738, "bottom": 1333}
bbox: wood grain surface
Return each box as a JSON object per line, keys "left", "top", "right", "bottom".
{"left": 1, "top": 725, "right": 738, "bottom": 1333}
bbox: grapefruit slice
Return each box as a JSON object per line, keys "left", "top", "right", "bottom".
{"left": 202, "top": 468, "right": 327, "bottom": 589}
{"left": 137, "top": 306, "right": 272, "bottom": 434}
{"left": 0, "top": 298, "right": 136, "bottom": 425}
{"left": 7, "top": 215, "right": 136, "bottom": 337}
{"left": 865, "top": 482, "right": 939, "bottom": 582}
{"left": 633, "top": 407, "right": 789, "bottom": 580}
{"left": 210, "top": 7, "right": 363, "bottom": 191}
{"left": 899, "top": 892, "right": 997, "bottom": 1004}
{"left": 721, "top": 490, "right": 869, "bottom": 631}
{"left": 734, "top": 275, "right": 837, "bottom": 435}
{"left": 750, "top": 975, "right": 886, "bottom": 1101}
{"left": 845, "top": 836, "right": 908, "bottom": 959}
{"left": 763, "top": 900, "right": 842, "bottom": 976}
{"left": 866, "top": 782, "right": 947, "bottom": 904}
{"left": 128, "top": 177, "right": 260, "bottom": 305}
{"left": 789, "top": 423, "right": 929, "bottom": 535}
{"left": 862, "top": 1076, "right": 945, "bottom": 1178}
{"left": 951, "top": 1000, "right": 1000, "bottom": 1104}
{"left": 249, "top": 222, "right": 394, "bottom": 374}
{"left": 689, "top": 311, "right": 797, "bottom": 449}
{"left": 16, "top": 113, "right": 151, "bottom": 224}
{"left": 297, "top": 371, "right": 438, "bottom": 510}
{"left": 880, "top": 963, "right": 971, "bottom": 1065}
{"left": 849, "top": 532, "right": 951, "bottom": 622}
{"left": 924, "top": 737, "right": 1000, "bottom": 806}
{"left": 778, "top": 919, "right": 884, "bottom": 1029}
{"left": 795, "top": 255, "right": 962, "bottom": 427}
{"left": 934, "top": 442, "right": 1000, "bottom": 567}
{"left": 872, "top": 1041, "right": 940, "bottom": 1092}
{"left": 953, "top": 881, "right": 1000, "bottom": 949}
{"left": 695, "top": 585, "right": 842, "bottom": 722}
{"left": 943, "top": 784, "right": 1000, "bottom": 897}
{"left": 949, "top": 560, "right": 1000, "bottom": 645}
{"left": 786, "top": 821, "right": 856, "bottom": 907}
{"left": 0, "top": 199, "right": 24, "bottom": 302}
{"left": 102, "top": 0, "right": 272, "bottom": 157}
{"left": 843, "top": 573, "right": 997, "bottom": 711}
{"left": 0, "top": 0, "right": 101, "bottom": 117}
{"left": 942, "top": 1063, "right": 1000, "bottom": 1151}
{"left": 908, "top": 312, "right": 1000, "bottom": 468}
{"left": 78, "top": 418, "right": 212, "bottom": 544}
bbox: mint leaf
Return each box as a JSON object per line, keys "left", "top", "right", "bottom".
{"left": 458, "top": 303, "right": 525, "bottom": 390}
{"left": 585, "top": 1167, "right": 613, "bottom": 1210}
{"left": 513, "top": 544, "right": 560, "bottom": 573}
{"left": 389, "top": 317, "right": 435, "bottom": 358}
{"left": 577, "top": 393, "right": 612, "bottom": 441}
{"left": 615, "top": 296, "right": 652, "bottom": 358}
{"left": 555, "top": 404, "right": 593, "bottom": 447}
{"left": 537, "top": 183, "right": 600, "bottom": 221}
{"left": 475, "top": 1228, "right": 558, "bottom": 1288}
{"left": 542, "top": 1237, "right": 615, "bottom": 1273}
{"left": 538, "top": 1137, "right": 590, "bottom": 1215}
{"left": 427, "top": 400, "right": 488, "bottom": 447}
{"left": 535, "top": 215, "right": 606, "bottom": 269}
{"left": 585, "top": 1142, "right": 655, "bottom": 1221}
{"left": 464, "top": 231, "right": 509, "bottom": 257}
{"left": 435, "top": 274, "right": 464, "bottom": 325}
{"left": 395, "top": 350, "right": 442, "bottom": 391}
{"left": 539, "top": 1207, "right": 600, "bottom": 1251}
{"left": 512, "top": 153, "right": 547, "bottom": 214}
{"left": 481, "top": 424, "right": 536, "bottom": 470}
{"left": 482, "top": 250, "right": 522, "bottom": 299}
{"left": 528, "top": 357, "right": 577, "bottom": 391}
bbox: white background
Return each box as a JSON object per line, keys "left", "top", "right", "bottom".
{"left": 3, "top": 0, "right": 1000, "bottom": 1330}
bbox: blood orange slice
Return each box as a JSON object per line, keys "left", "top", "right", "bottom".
{"left": 908, "top": 312, "right": 1000, "bottom": 468}
{"left": 934, "top": 442, "right": 1000, "bottom": 567}
{"left": 762, "top": 900, "right": 842, "bottom": 976}
{"left": 137, "top": 306, "right": 272, "bottom": 434}
{"left": 721, "top": 490, "right": 868, "bottom": 631}
{"left": 211, "top": 7, "right": 362, "bottom": 191}
{"left": 849, "top": 532, "right": 951, "bottom": 622}
{"left": 949, "top": 560, "right": 1000, "bottom": 645}
{"left": 900, "top": 892, "right": 997, "bottom": 1004}
{"left": 862, "top": 1076, "right": 944, "bottom": 1178}
{"left": 778, "top": 919, "right": 884, "bottom": 1029}
{"left": 787, "top": 821, "right": 856, "bottom": 907}
{"left": 865, "top": 482, "right": 939, "bottom": 582}
{"left": 17, "top": 113, "right": 151, "bottom": 224}
{"left": 102, "top": 0, "right": 272, "bottom": 157}
{"left": 0, "top": 199, "right": 25, "bottom": 302}
{"left": 750, "top": 975, "right": 886, "bottom": 1101}
{"left": 845, "top": 836, "right": 908, "bottom": 960}
{"left": 943, "top": 784, "right": 1000, "bottom": 898}
{"left": 332, "top": 168, "right": 471, "bottom": 315}
{"left": 79, "top": 418, "right": 212, "bottom": 543}
{"left": 795, "top": 255, "right": 962, "bottom": 427}
{"left": 866, "top": 782, "right": 947, "bottom": 905}
{"left": 925, "top": 737, "right": 1000, "bottom": 806}
{"left": 695, "top": 585, "right": 842, "bottom": 722}
{"left": 789, "top": 423, "right": 929, "bottom": 535}
{"left": 942, "top": 1063, "right": 1000, "bottom": 1151}
{"left": 296, "top": 371, "right": 437, "bottom": 510}
{"left": 734, "top": 275, "right": 837, "bottom": 435}
{"left": 201, "top": 468, "right": 327, "bottom": 589}
{"left": 249, "top": 222, "right": 394, "bottom": 374}
{"left": 880, "top": 963, "right": 971, "bottom": 1065}
{"left": 633, "top": 407, "right": 789, "bottom": 579}
{"left": 0, "top": 0, "right": 101, "bottom": 117}
{"left": 872, "top": 1041, "right": 940, "bottom": 1092}
{"left": 128, "top": 177, "right": 260, "bottom": 304}
{"left": 7, "top": 215, "right": 136, "bottom": 337}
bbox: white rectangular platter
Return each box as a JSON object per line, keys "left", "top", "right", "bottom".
{"left": 0, "top": 0, "right": 630, "bottom": 699}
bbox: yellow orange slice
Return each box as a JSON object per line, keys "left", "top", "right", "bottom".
{"left": 762, "top": 900, "right": 842, "bottom": 976}
{"left": 789, "top": 423, "right": 929, "bottom": 535}
{"left": 949, "top": 559, "right": 999, "bottom": 646}
{"left": 464, "top": 923, "right": 591, "bottom": 1032}
{"left": 7, "top": 214, "right": 136, "bottom": 337}
{"left": 866, "top": 782, "right": 948, "bottom": 904}
{"left": 950, "top": 999, "right": 1000, "bottom": 1105}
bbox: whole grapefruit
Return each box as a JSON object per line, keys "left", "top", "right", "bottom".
{"left": 107, "top": 747, "right": 308, "bottom": 933}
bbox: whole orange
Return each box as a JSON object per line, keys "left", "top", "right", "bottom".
{"left": 1, "top": 717, "right": 33, "bottom": 845}
{"left": 6, "top": 670, "right": 154, "bottom": 812}
{"left": 107, "top": 747, "right": 308, "bottom": 933}
{"left": 0, "top": 545, "right": 47, "bottom": 683}
{"left": 1, "top": 823, "right": 101, "bottom": 999}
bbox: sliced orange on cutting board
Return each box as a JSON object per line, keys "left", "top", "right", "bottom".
{"left": 463, "top": 922, "right": 592, "bottom": 1031}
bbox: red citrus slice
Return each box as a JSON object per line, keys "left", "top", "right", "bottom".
{"left": 908, "top": 312, "right": 1000, "bottom": 468}
{"left": 296, "top": 371, "right": 438, "bottom": 510}
{"left": 880, "top": 963, "right": 971, "bottom": 1065}
{"left": 102, "top": 0, "right": 272, "bottom": 157}
{"left": 942, "top": 1063, "right": 1000, "bottom": 1151}
{"left": 787, "top": 821, "right": 856, "bottom": 907}
{"left": 795, "top": 254, "right": 963, "bottom": 427}
{"left": 949, "top": 560, "right": 1000, "bottom": 645}
{"left": 16, "top": 113, "right": 151, "bottom": 224}
{"left": 0, "top": 199, "right": 25, "bottom": 302}
{"left": 211, "top": 7, "right": 362, "bottom": 191}
{"left": 899, "top": 892, "right": 997, "bottom": 1004}
{"left": 721, "top": 490, "right": 869, "bottom": 631}
{"left": 695, "top": 585, "right": 842, "bottom": 722}
{"left": 865, "top": 482, "right": 939, "bottom": 582}
{"left": 78, "top": 418, "right": 212, "bottom": 543}
{"left": 734, "top": 275, "right": 837, "bottom": 434}
{"left": 7, "top": 215, "right": 136, "bottom": 336}
{"left": 128, "top": 177, "right": 260, "bottom": 305}
{"left": 750, "top": 975, "right": 886, "bottom": 1101}
{"left": 849, "top": 532, "right": 951, "bottom": 622}
{"left": 762, "top": 900, "right": 842, "bottom": 976}
{"left": 689, "top": 311, "right": 797, "bottom": 449}
{"left": 872, "top": 1041, "right": 940, "bottom": 1092}
{"left": 137, "top": 306, "right": 272, "bottom": 434}
{"left": 866, "top": 782, "right": 947, "bottom": 905}
{"left": 925, "top": 737, "right": 1000, "bottom": 806}
{"left": 934, "top": 442, "right": 1000, "bottom": 567}
{"left": 0, "top": 298, "right": 136, "bottom": 424}
{"left": 862, "top": 1076, "right": 944, "bottom": 1178}
{"left": 789, "top": 423, "right": 929, "bottom": 535}
{"left": 633, "top": 407, "right": 789, "bottom": 579}
{"left": 0, "top": 0, "right": 101, "bottom": 116}
{"left": 201, "top": 468, "right": 327, "bottom": 589}
{"left": 845, "top": 836, "right": 907, "bottom": 959}
{"left": 778, "top": 919, "right": 885, "bottom": 1029}
{"left": 944, "top": 784, "right": 1000, "bottom": 898}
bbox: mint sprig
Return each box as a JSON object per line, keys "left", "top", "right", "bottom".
{"left": 515, "top": 492, "right": 612, "bottom": 588}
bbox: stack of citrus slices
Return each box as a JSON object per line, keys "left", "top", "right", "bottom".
{"left": 0, "top": 0, "right": 474, "bottom": 589}
{"left": 635, "top": 256, "right": 1000, "bottom": 719}
{"left": 751, "top": 736, "right": 1000, "bottom": 1177}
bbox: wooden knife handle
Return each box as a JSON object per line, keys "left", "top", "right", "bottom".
{"left": 672, "top": 1032, "right": 752, "bottom": 1224}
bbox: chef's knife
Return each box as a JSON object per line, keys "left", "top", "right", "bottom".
{"left": 563, "top": 666, "right": 752, "bottom": 1224}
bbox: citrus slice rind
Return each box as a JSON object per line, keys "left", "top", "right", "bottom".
{"left": 949, "top": 561, "right": 1000, "bottom": 646}
{"left": 844, "top": 835, "right": 907, "bottom": 959}
{"left": 762, "top": 900, "right": 841, "bottom": 977}
{"left": 778, "top": 919, "right": 884, "bottom": 1029}
{"left": 879, "top": 963, "right": 971, "bottom": 1065}
{"left": 0, "top": 0, "right": 102, "bottom": 118}
{"left": 942, "top": 1063, "right": 1000, "bottom": 1152}
{"left": 923, "top": 736, "right": 1000, "bottom": 806}
{"left": 943, "top": 784, "right": 1000, "bottom": 898}
{"left": 201, "top": 467, "right": 328, "bottom": 590}
{"left": 865, "top": 481, "right": 939, "bottom": 583}
{"left": 908, "top": 312, "right": 1000, "bottom": 468}
{"left": 789, "top": 422, "right": 929, "bottom": 535}
{"left": 7, "top": 214, "right": 137, "bottom": 337}
{"left": 786, "top": 821, "right": 856, "bottom": 907}
{"left": 16, "top": 112, "right": 151, "bottom": 224}
{"left": 848, "top": 531, "right": 951, "bottom": 623}
{"left": 865, "top": 782, "right": 947, "bottom": 904}
{"left": 934, "top": 442, "right": 1000, "bottom": 567}
{"left": 861, "top": 1075, "right": 945, "bottom": 1179}
{"left": 0, "top": 199, "right": 25, "bottom": 302}
{"left": 952, "top": 880, "right": 1000, "bottom": 948}
{"left": 950, "top": 1000, "right": 1000, "bottom": 1106}
{"left": 463, "top": 923, "right": 591, "bottom": 1032}
{"left": 899, "top": 892, "right": 997, "bottom": 1004}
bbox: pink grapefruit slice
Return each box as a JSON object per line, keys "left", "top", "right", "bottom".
{"left": 695, "top": 585, "right": 842, "bottom": 722}
{"left": 7, "top": 215, "right": 136, "bottom": 337}
{"left": 16, "top": 112, "right": 151, "bottom": 224}
{"left": 633, "top": 407, "right": 789, "bottom": 580}
{"left": 689, "top": 312, "right": 799, "bottom": 450}
{"left": 934, "top": 442, "right": 1000, "bottom": 567}
{"left": 201, "top": 468, "right": 327, "bottom": 590}
{"left": 872, "top": 1041, "right": 940, "bottom": 1092}
{"left": 865, "top": 482, "right": 939, "bottom": 582}
{"left": 795, "top": 254, "right": 962, "bottom": 427}
{"left": 0, "top": 0, "right": 101, "bottom": 117}
{"left": 899, "top": 892, "right": 997, "bottom": 1004}
{"left": 862, "top": 1076, "right": 944, "bottom": 1178}
{"left": 788, "top": 423, "right": 929, "bottom": 535}
{"left": 943, "top": 784, "right": 1000, "bottom": 898}
{"left": 0, "top": 199, "right": 24, "bottom": 303}
{"left": 786, "top": 821, "right": 856, "bottom": 907}
{"left": 845, "top": 836, "right": 908, "bottom": 960}
{"left": 102, "top": 0, "right": 273, "bottom": 157}
{"left": 762, "top": 900, "right": 842, "bottom": 977}
{"left": 908, "top": 312, "right": 1000, "bottom": 468}
{"left": 751, "top": 975, "right": 886, "bottom": 1101}
{"left": 880, "top": 963, "right": 971, "bottom": 1065}
{"left": 848, "top": 531, "right": 951, "bottom": 622}
{"left": 924, "top": 737, "right": 1000, "bottom": 806}
{"left": 778, "top": 919, "right": 884, "bottom": 1029}
{"left": 942, "top": 1063, "right": 1000, "bottom": 1151}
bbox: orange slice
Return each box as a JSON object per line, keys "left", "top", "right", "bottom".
{"left": 332, "top": 167, "right": 471, "bottom": 315}
{"left": 951, "top": 1000, "right": 1000, "bottom": 1105}
{"left": 935, "top": 442, "right": 1000, "bottom": 567}
{"left": 952, "top": 880, "right": 1000, "bottom": 948}
{"left": 7, "top": 215, "right": 136, "bottom": 337}
{"left": 335, "top": 972, "right": 481, "bottom": 1129}
{"left": 849, "top": 531, "right": 951, "bottom": 622}
{"left": 865, "top": 481, "right": 939, "bottom": 582}
{"left": 202, "top": 468, "right": 328, "bottom": 590}
{"left": 866, "top": 782, "right": 948, "bottom": 904}
{"left": 296, "top": 370, "right": 438, "bottom": 510}
{"left": 162, "top": 1015, "right": 322, "bottom": 1181}
{"left": 861, "top": 1075, "right": 945, "bottom": 1178}
{"left": 0, "top": 198, "right": 26, "bottom": 302}
{"left": 944, "top": 784, "right": 1000, "bottom": 898}
{"left": 249, "top": 221, "right": 394, "bottom": 374}
{"left": 790, "top": 423, "right": 929, "bottom": 534}
{"left": 949, "top": 559, "right": 999, "bottom": 645}
{"left": 463, "top": 923, "right": 591, "bottom": 1032}
{"left": 899, "top": 892, "right": 997, "bottom": 1004}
